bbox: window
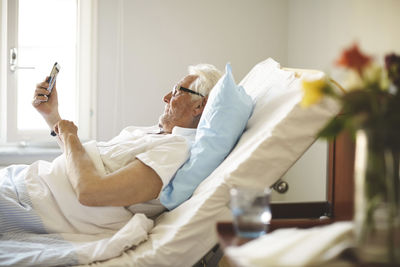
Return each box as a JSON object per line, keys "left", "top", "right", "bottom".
{"left": 0, "top": 0, "right": 97, "bottom": 145}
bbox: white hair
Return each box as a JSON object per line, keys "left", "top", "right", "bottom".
{"left": 187, "top": 64, "right": 223, "bottom": 99}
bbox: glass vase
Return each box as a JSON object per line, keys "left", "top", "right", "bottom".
{"left": 353, "top": 129, "right": 400, "bottom": 264}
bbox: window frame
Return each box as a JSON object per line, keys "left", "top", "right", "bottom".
{"left": 0, "top": 0, "right": 97, "bottom": 146}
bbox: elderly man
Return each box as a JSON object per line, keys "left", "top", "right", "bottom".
{"left": 31, "top": 64, "right": 222, "bottom": 218}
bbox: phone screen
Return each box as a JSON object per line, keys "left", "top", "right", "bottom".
{"left": 47, "top": 62, "right": 61, "bottom": 93}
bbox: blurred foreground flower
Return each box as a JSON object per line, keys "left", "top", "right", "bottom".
{"left": 385, "top": 53, "right": 400, "bottom": 88}
{"left": 300, "top": 78, "right": 327, "bottom": 107}
{"left": 335, "top": 43, "right": 372, "bottom": 76}
{"left": 302, "top": 43, "right": 400, "bottom": 139}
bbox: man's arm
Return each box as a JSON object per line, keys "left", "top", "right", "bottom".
{"left": 56, "top": 120, "right": 163, "bottom": 207}
{"left": 32, "top": 79, "right": 63, "bottom": 150}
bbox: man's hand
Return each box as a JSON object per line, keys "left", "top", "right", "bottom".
{"left": 32, "top": 77, "right": 58, "bottom": 114}
{"left": 32, "top": 77, "right": 62, "bottom": 130}
{"left": 55, "top": 120, "right": 78, "bottom": 143}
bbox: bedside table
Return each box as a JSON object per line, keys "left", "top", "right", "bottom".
{"left": 217, "top": 218, "right": 333, "bottom": 249}
{"left": 216, "top": 219, "right": 337, "bottom": 267}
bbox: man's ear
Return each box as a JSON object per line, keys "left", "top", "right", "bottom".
{"left": 192, "top": 96, "right": 208, "bottom": 117}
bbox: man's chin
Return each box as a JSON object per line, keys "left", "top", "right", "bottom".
{"left": 158, "top": 115, "right": 169, "bottom": 132}
{"left": 158, "top": 113, "right": 165, "bottom": 124}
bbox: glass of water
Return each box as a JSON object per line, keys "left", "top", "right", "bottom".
{"left": 230, "top": 186, "right": 272, "bottom": 238}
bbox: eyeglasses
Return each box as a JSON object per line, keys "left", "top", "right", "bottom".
{"left": 173, "top": 85, "right": 204, "bottom": 97}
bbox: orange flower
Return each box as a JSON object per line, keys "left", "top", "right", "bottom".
{"left": 336, "top": 43, "right": 372, "bottom": 76}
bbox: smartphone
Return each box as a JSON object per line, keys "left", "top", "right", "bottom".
{"left": 46, "top": 62, "right": 61, "bottom": 93}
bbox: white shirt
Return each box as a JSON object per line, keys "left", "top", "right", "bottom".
{"left": 95, "top": 125, "right": 196, "bottom": 218}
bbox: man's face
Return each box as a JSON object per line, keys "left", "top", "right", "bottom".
{"left": 159, "top": 75, "right": 200, "bottom": 133}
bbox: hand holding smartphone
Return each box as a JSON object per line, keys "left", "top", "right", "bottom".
{"left": 45, "top": 62, "right": 60, "bottom": 136}
{"left": 46, "top": 62, "right": 61, "bottom": 93}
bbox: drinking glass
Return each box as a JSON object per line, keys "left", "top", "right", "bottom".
{"left": 230, "top": 186, "right": 272, "bottom": 238}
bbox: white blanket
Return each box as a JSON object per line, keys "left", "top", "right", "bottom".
{"left": 225, "top": 221, "right": 354, "bottom": 267}
{"left": 0, "top": 141, "right": 153, "bottom": 266}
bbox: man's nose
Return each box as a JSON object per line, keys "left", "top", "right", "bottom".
{"left": 163, "top": 92, "right": 172, "bottom": 103}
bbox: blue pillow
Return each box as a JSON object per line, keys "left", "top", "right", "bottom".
{"left": 160, "top": 63, "right": 254, "bottom": 210}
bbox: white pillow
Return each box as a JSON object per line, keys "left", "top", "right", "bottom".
{"left": 223, "top": 58, "right": 339, "bottom": 189}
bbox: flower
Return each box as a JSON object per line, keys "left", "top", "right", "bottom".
{"left": 302, "top": 43, "right": 400, "bottom": 143}
{"left": 385, "top": 53, "right": 400, "bottom": 88}
{"left": 335, "top": 43, "right": 372, "bottom": 76}
{"left": 300, "top": 78, "right": 327, "bottom": 107}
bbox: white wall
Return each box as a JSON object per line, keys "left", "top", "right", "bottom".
{"left": 287, "top": 0, "right": 400, "bottom": 70}
{"left": 271, "top": 0, "right": 400, "bottom": 202}
{"left": 96, "top": 0, "right": 289, "bottom": 141}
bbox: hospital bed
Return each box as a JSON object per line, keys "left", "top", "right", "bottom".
{"left": 80, "top": 58, "right": 340, "bottom": 267}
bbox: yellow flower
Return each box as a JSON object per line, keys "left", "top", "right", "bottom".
{"left": 301, "top": 78, "right": 327, "bottom": 107}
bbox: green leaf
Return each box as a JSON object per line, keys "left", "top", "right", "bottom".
{"left": 341, "top": 90, "right": 374, "bottom": 114}
{"left": 317, "top": 116, "right": 347, "bottom": 140}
